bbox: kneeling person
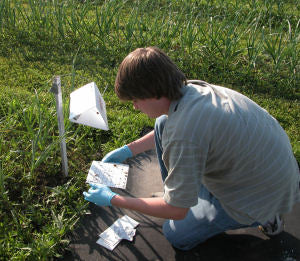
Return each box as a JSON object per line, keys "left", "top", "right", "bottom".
{"left": 83, "top": 47, "right": 300, "bottom": 250}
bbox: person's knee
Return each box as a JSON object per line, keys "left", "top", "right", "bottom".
{"left": 163, "top": 221, "right": 197, "bottom": 251}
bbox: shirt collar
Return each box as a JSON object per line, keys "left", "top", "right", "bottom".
{"left": 168, "top": 85, "right": 188, "bottom": 115}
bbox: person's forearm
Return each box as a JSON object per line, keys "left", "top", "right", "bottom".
{"left": 111, "top": 195, "right": 188, "bottom": 220}
{"left": 127, "top": 130, "right": 155, "bottom": 156}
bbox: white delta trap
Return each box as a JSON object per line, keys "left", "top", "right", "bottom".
{"left": 69, "top": 82, "right": 109, "bottom": 130}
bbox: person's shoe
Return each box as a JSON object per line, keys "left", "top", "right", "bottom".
{"left": 258, "top": 214, "right": 284, "bottom": 236}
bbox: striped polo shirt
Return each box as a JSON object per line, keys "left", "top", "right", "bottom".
{"left": 162, "top": 82, "right": 300, "bottom": 224}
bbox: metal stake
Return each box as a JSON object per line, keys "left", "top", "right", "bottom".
{"left": 50, "top": 76, "right": 68, "bottom": 177}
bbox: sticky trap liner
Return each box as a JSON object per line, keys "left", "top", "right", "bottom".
{"left": 96, "top": 215, "right": 139, "bottom": 251}
{"left": 86, "top": 161, "right": 129, "bottom": 189}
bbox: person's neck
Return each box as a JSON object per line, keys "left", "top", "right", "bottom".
{"left": 159, "top": 97, "right": 171, "bottom": 115}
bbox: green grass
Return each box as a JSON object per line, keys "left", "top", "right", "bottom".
{"left": 0, "top": 0, "right": 299, "bottom": 259}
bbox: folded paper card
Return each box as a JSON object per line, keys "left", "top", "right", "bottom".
{"left": 86, "top": 161, "right": 129, "bottom": 189}
{"left": 69, "top": 82, "right": 109, "bottom": 130}
{"left": 96, "top": 215, "right": 139, "bottom": 251}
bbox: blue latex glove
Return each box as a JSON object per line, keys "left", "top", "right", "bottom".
{"left": 102, "top": 145, "right": 133, "bottom": 163}
{"left": 83, "top": 183, "right": 118, "bottom": 207}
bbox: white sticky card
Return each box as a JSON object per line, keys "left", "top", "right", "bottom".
{"left": 107, "top": 215, "right": 139, "bottom": 241}
{"left": 96, "top": 236, "right": 121, "bottom": 251}
{"left": 96, "top": 215, "right": 139, "bottom": 251}
{"left": 86, "top": 161, "right": 129, "bottom": 189}
{"left": 116, "top": 215, "right": 139, "bottom": 230}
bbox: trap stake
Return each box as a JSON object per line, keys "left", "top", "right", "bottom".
{"left": 50, "top": 76, "right": 68, "bottom": 177}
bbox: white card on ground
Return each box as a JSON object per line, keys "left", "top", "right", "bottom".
{"left": 121, "top": 228, "right": 136, "bottom": 241}
{"left": 100, "top": 215, "right": 139, "bottom": 240}
{"left": 86, "top": 161, "right": 129, "bottom": 189}
{"left": 96, "top": 236, "right": 120, "bottom": 251}
{"left": 117, "top": 215, "right": 139, "bottom": 230}
{"left": 96, "top": 215, "right": 139, "bottom": 251}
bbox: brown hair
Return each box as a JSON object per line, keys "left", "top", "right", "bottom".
{"left": 115, "top": 47, "right": 186, "bottom": 101}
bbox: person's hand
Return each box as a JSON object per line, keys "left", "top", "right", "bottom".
{"left": 83, "top": 183, "right": 118, "bottom": 207}
{"left": 102, "top": 145, "right": 133, "bottom": 163}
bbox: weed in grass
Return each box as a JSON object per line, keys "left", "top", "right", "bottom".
{"left": 246, "top": 17, "right": 263, "bottom": 70}
{"left": 285, "top": 19, "right": 300, "bottom": 85}
{"left": 262, "top": 27, "right": 286, "bottom": 73}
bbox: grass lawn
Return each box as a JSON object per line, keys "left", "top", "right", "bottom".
{"left": 0, "top": 0, "right": 299, "bottom": 259}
